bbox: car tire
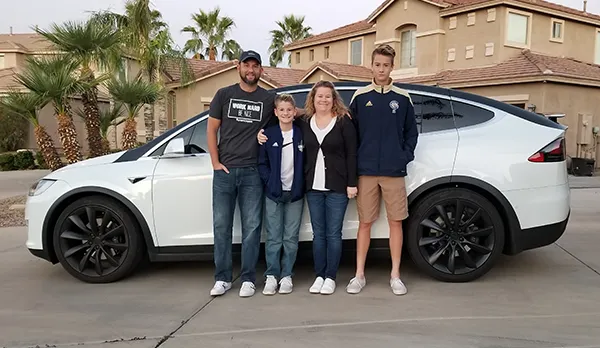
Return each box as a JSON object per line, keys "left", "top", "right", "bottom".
{"left": 406, "top": 187, "right": 505, "bottom": 282}
{"left": 52, "top": 195, "right": 145, "bottom": 283}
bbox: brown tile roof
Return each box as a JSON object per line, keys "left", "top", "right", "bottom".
{"left": 443, "top": 0, "right": 600, "bottom": 22}
{"left": 262, "top": 66, "right": 306, "bottom": 87}
{"left": 394, "top": 50, "right": 600, "bottom": 86}
{"left": 283, "top": 20, "right": 375, "bottom": 50}
{"left": 0, "top": 33, "right": 53, "bottom": 53}
{"left": 300, "top": 61, "right": 373, "bottom": 82}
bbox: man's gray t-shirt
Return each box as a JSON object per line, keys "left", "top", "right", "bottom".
{"left": 209, "top": 83, "right": 277, "bottom": 168}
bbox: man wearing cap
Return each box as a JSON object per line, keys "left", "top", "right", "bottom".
{"left": 207, "top": 50, "right": 283, "bottom": 297}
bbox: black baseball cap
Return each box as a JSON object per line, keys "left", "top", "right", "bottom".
{"left": 239, "top": 50, "right": 262, "bottom": 65}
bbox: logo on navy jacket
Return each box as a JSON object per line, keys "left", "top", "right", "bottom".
{"left": 389, "top": 100, "right": 399, "bottom": 114}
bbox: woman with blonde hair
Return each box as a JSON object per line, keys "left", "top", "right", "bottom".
{"left": 259, "top": 80, "right": 358, "bottom": 294}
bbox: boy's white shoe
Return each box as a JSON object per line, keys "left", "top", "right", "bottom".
{"left": 239, "top": 281, "right": 256, "bottom": 297}
{"left": 346, "top": 276, "right": 366, "bottom": 294}
{"left": 210, "top": 281, "right": 232, "bottom": 296}
{"left": 278, "top": 276, "right": 293, "bottom": 294}
{"left": 309, "top": 276, "right": 324, "bottom": 293}
{"left": 262, "top": 276, "right": 278, "bottom": 295}
{"left": 320, "top": 278, "right": 336, "bottom": 295}
{"left": 390, "top": 278, "right": 407, "bottom": 295}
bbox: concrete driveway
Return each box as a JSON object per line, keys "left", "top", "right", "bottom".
{"left": 0, "top": 181, "right": 600, "bottom": 347}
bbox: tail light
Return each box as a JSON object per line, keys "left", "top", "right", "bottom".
{"left": 528, "top": 137, "right": 565, "bottom": 162}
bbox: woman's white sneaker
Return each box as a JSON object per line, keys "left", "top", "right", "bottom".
{"left": 320, "top": 278, "right": 336, "bottom": 295}
{"left": 390, "top": 278, "right": 407, "bottom": 295}
{"left": 278, "top": 276, "right": 293, "bottom": 294}
{"left": 309, "top": 276, "right": 324, "bottom": 293}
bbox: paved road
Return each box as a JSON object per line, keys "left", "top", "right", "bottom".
{"left": 1, "top": 187, "right": 600, "bottom": 347}
{"left": 0, "top": 170, "right": 49, "bottom": 200}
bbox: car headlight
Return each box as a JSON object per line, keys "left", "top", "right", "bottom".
{"left": 29, "top": 179, "right": 56, "bottom": 196}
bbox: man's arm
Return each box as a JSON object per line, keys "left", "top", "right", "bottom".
{"left": 207, "top": 89, "right": 229, "bottom": 173}
{"left": 402, "top": 97, "right": 418, "bottom": 163}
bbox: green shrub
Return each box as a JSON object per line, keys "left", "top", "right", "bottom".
{"left": 13, "top": 151, "right": 35, "bottom": 169}
{"left": 0, "top": 153, "right": 16, "bottom": 171}
{"left": 35, "top": 151, "right": 48, "bottom": 169}
{"left": 0, "top": 109, "right": 28, "bottom": 152}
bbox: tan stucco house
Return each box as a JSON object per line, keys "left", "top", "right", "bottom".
{"left": 284, "top": 0, "right": 600, "bottom": 166}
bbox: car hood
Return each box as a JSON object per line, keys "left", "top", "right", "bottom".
{"left": 45, "top": 151, "right": 126, "bottom": 177}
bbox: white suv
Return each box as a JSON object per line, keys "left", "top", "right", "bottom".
{"left": 24, "top": 81, "right": 570, "bottom": 283}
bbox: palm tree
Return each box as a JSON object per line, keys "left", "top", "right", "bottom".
{"left": 269, "top": 15, "right": 312, "bottom": 67}
{"left": 34, "top": 19, "right": 122, "bottom": 158}
{"left": 90, "top": 0, "right": 193, "bottom": 141}
{"left": 75, "top": 103, "right": 126, "bottom": 153}
{"left": 14, "top": 55, "right": 99, "bottom": 164}
{"left": 221, "top": 39, "right": 243, "bottom": 61}
{"left": 181, "top": 7, "right": 240, "bottom": 61}
{"left": 0, "top": 90, "right": 64, "bottom": 171}
{"left": 105, "top": 76, "right": 161, "bottom": 150}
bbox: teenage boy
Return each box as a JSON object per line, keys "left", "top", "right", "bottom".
{"left": 257, "top": 93, "right": 305, "bottom": 295}
{"left": 345, "top": 44, "right": 418, "bottom": 295}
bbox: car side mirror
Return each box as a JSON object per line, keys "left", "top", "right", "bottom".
{"left": 162, "top": 138, "right": 185, "bottom": 158}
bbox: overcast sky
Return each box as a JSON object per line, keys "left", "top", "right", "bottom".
{"left": 1, "top": 0, "right": 598, "bottom": 66}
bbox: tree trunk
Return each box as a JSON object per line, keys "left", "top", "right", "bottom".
{"left": 101, "top": 137, "right": 111, "bottom": 154}
{"left": 157, "top": 95, "right": 167, "bottom": 135}
{"left": 80, "top": 68, "right": 106, "bottom": 158}
{"left": 34, "top": 125, "right": 64, "bottom": 171}
{"left": 143, "top": 103, "right": 154, "bottom": 143}
{"left": 122, "top": 117, "right": 138, "bottom": 150}
{"left": 55, "top": 110, "right": 83, "bottom": 164}
{"left": 209, "top": 47, "right": 216, "bottom": 60}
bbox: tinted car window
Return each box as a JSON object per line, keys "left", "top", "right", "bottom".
{"left": 451, "top": 100, "right": 495, "bottom": 128}
{"left": 150, "top": 117, "right": 208, "bottom": 156}
{"left": 420, "top": 96, "right": 455, "bottom": 133}
{"left": 410, "top": 94, "right": 423, "bottom": 133}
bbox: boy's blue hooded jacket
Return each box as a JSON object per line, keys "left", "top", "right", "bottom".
{"left": 257, "top": 123, "right": 305, "bottom": 202}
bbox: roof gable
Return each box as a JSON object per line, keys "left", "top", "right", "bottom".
{"left": 299, "top": 61, "right": 373, "bottom": 83}
{"left": 367, "top": 0, "right": 450, "bottom": 22}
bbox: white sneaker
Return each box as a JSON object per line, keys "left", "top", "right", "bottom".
{"left": 210, "top": 281, "right": 232, "bottom": 296}
{"left": 390, "top": 278, "right": 407, "bottom": 295}
{"left": 262, "top": 276, "right": 278, "bottom": 295}
{"left": 346, "top": 276, "right": 366, "bottom": 294}
{"left": 239, "top": 281, "right": 256, "bottom": 297}
{"left": 279, "top": 276, "right": 293, "bottom": 294}
{"left": 320, "top": 278, "right": 336, "bottom": 295}
{"left": 309, "top": 276, "right": 324, "bottom": 294}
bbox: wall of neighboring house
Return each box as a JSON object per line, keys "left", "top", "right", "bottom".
{"left": 289, "top": 33, "right": 376, "bottom": 70}
{"left": 304, "top": 71, "right": 341, "bottom": 83}
{"left": 170, "top": 67, "right": 274, "bottom": 125}
{"left": 373, "top": 0, "right": 444, "bottom": 76}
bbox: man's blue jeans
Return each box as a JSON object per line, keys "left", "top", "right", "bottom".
{"left": 212, "top": 167, "right": 263, "bottom": 284}
{"left": 306, "top": 190, "right": 349, "bottom": 280}
{"left": 264, "top": 192, "right": 304, "bottom": 279}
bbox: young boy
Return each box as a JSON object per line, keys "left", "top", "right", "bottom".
{"left": 257, "top": 93, "right": 305, "bottom": 295}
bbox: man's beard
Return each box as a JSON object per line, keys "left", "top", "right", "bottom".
{"left": 240, "top": 72, "right": 259, "bottom": 85}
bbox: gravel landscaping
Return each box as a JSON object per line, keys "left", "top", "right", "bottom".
{"left": 0, "top": 195, "right": 26, "bottom": 228}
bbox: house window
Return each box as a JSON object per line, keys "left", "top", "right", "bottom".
{"left": 350, "top": 38, "right": 362, "bottom": 65}
{"left": 309, "top": 49, "right": 314, "bottom": 61}
{"left": 324, "top": 46, "right": 330, "bottom": 59}
{"left": 467, "top": 12, "right": 476, "bottom": 26}
{"left": 401, "top": 29, "right": 416, "bottom": 68}
{"left": 0, "top": 54, "right": 4, "bottom": 69}
{"left": 295, "top": 52, "right": 300, "bottom": 64}
{"left": 595, "top": 30, "right": 600, "bottom": 65}
{"left": 550, "top": 19, "right": 564, "bottom": 42}
{"left": 506, "top": 10, "right": 531, "bottom": 47}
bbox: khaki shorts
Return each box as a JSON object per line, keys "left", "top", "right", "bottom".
{"left": 356, "top": 176, "right": 408, "bottom": 223}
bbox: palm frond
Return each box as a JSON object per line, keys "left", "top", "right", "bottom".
{"left": 106, "top": 76, "right": 162, "bottom": 118}
{"left": 0, "top": 89, "right": 49, "bottom": 126}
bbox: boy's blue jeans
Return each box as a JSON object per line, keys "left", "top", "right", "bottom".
{"left": 264, "top": 191, "right": 304, "bottom": 279}
{"left": 305, "top": 190, "right": 349, "bottom": 280}
{"left": 212, "top": 167, "right": 263, "bottom": 284}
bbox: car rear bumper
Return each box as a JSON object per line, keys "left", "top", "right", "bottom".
{"left": 512, "top": 210, "right": 570, "bottom": 253}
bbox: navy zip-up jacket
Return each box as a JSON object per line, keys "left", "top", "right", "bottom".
{"left": 349, "top": 80, "right": 418, "bottom": 177}
{"left": 257, "top": 123, "right": 305, "bottom": 202}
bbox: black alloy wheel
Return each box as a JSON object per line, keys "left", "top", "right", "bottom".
{"left": 406, "top": 188, "right": 505, "bottom": 282}
{"left": 53, "top": 195, "right": 144, "bottom": 283}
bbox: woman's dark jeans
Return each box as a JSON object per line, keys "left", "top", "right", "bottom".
{"left": 305, "top": 190, "right": 349, "bottom": 280}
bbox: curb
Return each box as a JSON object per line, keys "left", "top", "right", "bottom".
{"left": 8, "top": 204, "right": 25, "bottom": 211}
